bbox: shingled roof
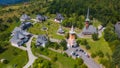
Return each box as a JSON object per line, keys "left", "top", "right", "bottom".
{"left": 20, "top": 22, "right": 32, "bottom": 30}
{"left": 82, "top": 25, "right": 97, "bottom": 35}
{"left": 36, "top": 14, "right": 47, "bottom": 22}
{"left": 57, "top": 25, "right": 64, "bottom": 34}
{"left": 10, "top": 27, "right": 31, "bottom": 46}
{"left": 36, "top": 35, "right": 48, "bottom": 47}
{"left": 55, "top": 13, "right": 64, "bottom": 21}
{"left": 20, "top": 14, "right": 31, "bottom": 22}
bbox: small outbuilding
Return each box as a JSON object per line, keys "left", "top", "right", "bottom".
{"left": 20, "top": 14, "right": 31, "bottom": 22}
{"left": 54, "top": 13, "right": 64, "bottom": 23}
{"left": 10, "top": 27, "right": 32, "bottom": 47}
{"left": 36, "top": 35, "right": 48, "bottom": 47}
{"left": 57, "top": 25, "right": 64, "bottom": 34}
{"left": 36, "top": 14, "right": 47, "bottom": 22}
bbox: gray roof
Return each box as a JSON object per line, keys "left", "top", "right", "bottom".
{"left": 36, "top": 35, "right": 48, "bottom": 46}
{"left": 115, "top": 22, "right": 120, "bottom": 38}
{"left": 10, "top": 27, "right": 31, "bottom": 46}
{"left": 20, "top": 22, "right": 32, "bottom": 30}
{"left": 36, "top": 15, "right": 46, "bottom": 21}
{"left": 82, "top": 25, "right": 97, "bottom": 35}
{"left": 20, "top": 14, "right": 31, "bottom": 21}
{"left": 55, "top": 13, "right": 64, "bottom": 21}
{"left": 57, "top": 25, "right": 64, "bottom": 34}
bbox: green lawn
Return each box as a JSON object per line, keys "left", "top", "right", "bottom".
{"left": 31, "top": 45, "right": 77, "bottom": 68}
{"left": 80, "top": 37, "right": 112, "bottom": 63}
{"left": 28, "top": 19, "right": 81, "bottom": 40}
{"left": 0, "top": 45, "right": 28, "bottom": 68}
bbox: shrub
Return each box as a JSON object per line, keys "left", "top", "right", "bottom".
{"left": 91, "top": 53, "right": 97, "bottom": 58}
{"left": 39, "top": 47, "right": 44, "bottom": 51}
{"left": 92, "top": 33, "right": 99, "bottom": 41}
{"left": 81, "top": 64, "right": 88, "bottom": 68}
{"left": 76, "top": 58, "right": 83, "bottom": 65}
{"left": 96, "top": 50, "right": 104, "bottom": 58}
{"left": 85, "top": 45, "right": 91, "bottom": 50}
{"left": 3, "top": 59, "right": 9, "bottom": 64}
{"left": 81, "top": 39, "right": 88, "bottom": 45}
{"left": 51, "top": 55, "right": 57, "bottom": 62}
{"left": 13, "top": 52, "right": 18, "bottom": 56}
{"left": 76, "top": 39, "right": 81, "bottom": 45}
{"left": 63, "top": 53, "right": 68, "bottom": 57}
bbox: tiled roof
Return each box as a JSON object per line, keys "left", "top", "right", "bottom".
{"left": 82, "top": 25, "right": 97, "bottom": 35}
{"left": 36, "top": 35, "right": 48, "bottom": 46}
{"left": 20, "top": 22, "right": 32, "bottom": 30}
{"left": 20, "top": 14, "right": 31, "bottom": 21}
{"left": 36, "top": 14, "right": 46, "bottom": 21}
{"left": 55, "top": 13, "right": 64, "bottom": 21}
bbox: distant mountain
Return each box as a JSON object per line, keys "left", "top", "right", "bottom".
{"left": 0, "top": 0, "right": 28, "bottom": 5}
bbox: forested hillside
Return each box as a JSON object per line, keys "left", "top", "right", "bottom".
{"left": 47, "top": 0, "right": 120, "bottom": 26}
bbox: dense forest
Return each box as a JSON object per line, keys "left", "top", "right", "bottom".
{"left": 0, "top": 0, "right": 120, "bottom": 68}
{"left": 47, "top": 0, "right": 120, "bottom": 26}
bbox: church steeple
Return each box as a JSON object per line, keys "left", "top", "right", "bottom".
{"left": 69, "top": 25, "right": 75, "bottom": 34}
{"left": 85, "top": 8, "right": 90, "bottom": 22}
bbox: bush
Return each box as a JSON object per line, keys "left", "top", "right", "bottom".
{"left": 39, "top": 47, "right": 44, "bottom": 51}
{"left": 81, "top": 39, "right": 88, "bottom": 45}
{"left": 63, "top": 53, "right": 68, "bottom": 57}
{"left": 51, "top": 55, "right": 57, "bottom": 62}
{"left": 60, "top": 39, "right": 67, "bottom": 50}
{"left": 92, "top": 33, "right": 99, "bottom": 41}
{"left": 76, "top": 58, "right": 83, "bottom": 65}
{"left": 76, "top": 39, "right": 81, "bottom": 45}
{"left": 99, "top": 58, "right": 108, "bottom": 66}
{"left": 3, "top": 59, "right": 9, "bottom": 64}
{"left": 81, "top": 64, "right": 88, "bottom": 68}
{"left": 85, "top": 45, "right": 91, "bottom": 50}
{"left": 91, "top": 53, "right": 97, "bottom": 58}
{"left": 96, "top": 50, "right": 104, "bottom": 58}
{"left": 13, "top": 52, "right": 18, "bottom": 56}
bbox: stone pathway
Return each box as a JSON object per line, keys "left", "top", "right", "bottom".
{"left": 23, "top": 36, "right": 37, "bottom": 68}
{"left": 36, "top": 53, "right": 51, "bottom": 60}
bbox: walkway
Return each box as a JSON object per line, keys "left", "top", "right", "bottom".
{"left": 23, "top": 36, "right": 37, "bottom": 68}
{"left": 48, "top": 48, "right": 62, "bottom": 53}
{"left": 36, "top": 53, "right": 51, "bottom": 60}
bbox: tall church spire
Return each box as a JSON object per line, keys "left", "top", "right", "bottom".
{"left": 85, "top": 8, "right": 90, "bottom": 22}
{"left": 69, "top": 25, "right": 75, "bottom": 34}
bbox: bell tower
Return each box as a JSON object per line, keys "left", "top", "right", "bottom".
{"left": 85, "top": 8, "right": 90, "bottom": 29}
{"left": 67, "top": 26, "right": 77, "bottom": 48}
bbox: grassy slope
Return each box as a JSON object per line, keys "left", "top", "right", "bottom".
{"left": 80, "top": 36, "right": 112, "bottom": 63}
{"left": 0, "top": 46, "right": 28, "bottom": 68}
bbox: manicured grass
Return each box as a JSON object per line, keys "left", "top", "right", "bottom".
{"left": 79, "top": 37, "right": 112, "bottom": 63}
{"left": 28, "top": 19, "right": 65, "bottom": 40}
{"left": 0, "top": 45, "right": 28, "bottom": 68}
{"left": 88, "top": 37, "right": 112, "bottom": 55}
{"left": 28, "top": 19, "right": 81, "bottom": 40}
